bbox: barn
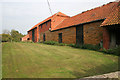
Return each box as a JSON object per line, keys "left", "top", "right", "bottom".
{"left": 21, "top": 34, "right": 30, "bottom": 41}
{"left": 23, "top": 1, "right": 120, "bottom": 49}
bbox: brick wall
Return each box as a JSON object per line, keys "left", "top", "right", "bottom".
{"left": 40, "top": 27, "right": 76, "bottom": 44}
{"left": 34, "top": 28, "right": 37, "bottom": 42}
{"left": 22, "top": 34, "right": 29, "bottom": 41}
{"left": 83, "top": 21, "right": 104, "bottom": 45}
{"left": 28, "top": 27, "right": 37, "bottom": 42}
{"left": 28, "top": 30, "right": 32, "bottom": 41}
{"left": 39, "top": 21, "right": 104, "bottom": 45}
{"left": 29, "top": 20, "right": 104, "bottom": 45}
{"left": 39, "top": 20, "right": 51, "bottom": 33}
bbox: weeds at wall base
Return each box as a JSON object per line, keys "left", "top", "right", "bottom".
{"left": 42, "top": 41, "right": 120, "bottom": 56}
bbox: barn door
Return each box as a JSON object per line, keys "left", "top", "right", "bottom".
{"left": 43, "top": 33, "right": 46, "bottom": 42}
{"left": 76, "top": 25, "right": 84, "bottom": 45}
{"left": 32, "top": 29, "right": 34, "bottom": 42}
{"left": 58, "top": 33, "right": 62, "bottom": 43}
{"left": 116, "top": 29, "right": 120, "bottom": 46}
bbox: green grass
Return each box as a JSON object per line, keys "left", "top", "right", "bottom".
{"left": 2, "top": 42, "right": 118, "bottom": 78}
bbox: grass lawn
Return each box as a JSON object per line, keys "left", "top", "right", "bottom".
{"left": 2, "top": 42, "right": 118, "bottom": 78}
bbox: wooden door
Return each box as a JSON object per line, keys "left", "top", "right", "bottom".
{"left": 32, "top": 29, "right": 34, "bottom": 42}
{"left": 58, "top": 33, "right": 62, "bottom": 43}
{"left": 43, "top": 33, "right": 46, "bottom": 42}
{"left": 76, "top": 25, "right": 84, "bottom": 45}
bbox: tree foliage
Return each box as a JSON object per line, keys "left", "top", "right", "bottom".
{"left": 10, "top": 30, "right": 24, "bottom": 42}
{"left": 1, "top": 34, "right": 13, "bottom": 42}
{"left": 2, "top": 29, "right": 24, "bottom": 42}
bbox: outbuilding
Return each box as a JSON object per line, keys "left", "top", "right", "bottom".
{"left": 23, "top": 1, "right": 120, "bottom": 49}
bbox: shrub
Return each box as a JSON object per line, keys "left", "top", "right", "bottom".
{"left": 102, "top": 46, "right": 120, "bottom": 56}
{"left": 67, "top": 44, "right": 82, "bottom": 48}
{"left": 43, "top": 41, "right": 120, "bottom": 56}
{"left": 68, "top": 44, "right": 100, "bottom": 51}
{"left": 58, "top": 43, "right": 66, "bottom": 46}
{"left": 81, "top": 44, "right": 101, "bottom": 51}
{"left": 43, "top": 41, "right": 67, "bottom": 46}
{"left": 44, "top": 41, "right": 58, "bottom": 45}
{"left": 67, "top": 44, "right": 76, "bottom": 47}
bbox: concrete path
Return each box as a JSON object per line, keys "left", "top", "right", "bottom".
{"left": 85, "top": 71, "right": 119, "bottom": 78}
{"left": 77, "top": 71, "right": 120, "bottom": 80}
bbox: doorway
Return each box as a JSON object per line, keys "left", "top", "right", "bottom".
{"left": 43, "top": 33, "right": 46, "bottom": 42}
{"left": 76, "top": 25, "right": 84, "bottom": 45}
{"left": 58, "top": 33, "right": 62, "bottom": 43}
{"left": 32, "top": 29, "right": 34, "bottom": 42}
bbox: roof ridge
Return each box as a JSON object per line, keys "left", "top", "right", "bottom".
{"left": 100, "top": 2, "right": 120, "bottom": 26}
{"left": 28, "top": 12, "right": 69, "bottom": 31}
{"left": 72, "top": 2, "right": 117, "bottom": 18}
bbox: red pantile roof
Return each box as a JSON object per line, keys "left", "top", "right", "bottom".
{"left": 52, "top": 2, "right": 118, "bottom": 31}
{"left": 28, "top": 12, "right": 69, "bottom": 31}
{"left": 101, "top": 2, "right": 120, "bottom": 26}
{"left": 22, "top": 34, "right": 29, "bottom": 41}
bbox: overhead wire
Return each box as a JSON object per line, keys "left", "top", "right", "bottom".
{"left": 47, "top": 0, "right": 53, "bottom": 16}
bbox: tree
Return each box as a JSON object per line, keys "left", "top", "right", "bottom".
{"left": 10, "top": 29, "right": 24, "bottom": 42}
{"left": 1, "top": 29, "right": 24, "bottom": 42}
{"left": 2, "top": 34, "right": 13, "bottom": 42}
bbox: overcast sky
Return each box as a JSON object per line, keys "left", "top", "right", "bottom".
{"left": 1, "top": 0, "right": 115, "bottom": 34}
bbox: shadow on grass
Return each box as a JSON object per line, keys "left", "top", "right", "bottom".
{"left": 70, "top": 63, "right": 118, "bottom": 78}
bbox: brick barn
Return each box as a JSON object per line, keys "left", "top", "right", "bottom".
{"left": 21, "top": 34, "right": 30, "bottom": 41}
{"left": 23, "top": 1, "right": 120, "bottom": 49}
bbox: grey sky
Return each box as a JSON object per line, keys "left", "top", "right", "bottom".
{"left": 1, "top": 0, "right": 115, "bottom": 34}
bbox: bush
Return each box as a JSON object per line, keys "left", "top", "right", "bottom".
{"left": 10, "top": 30, "right": 24, "bottom": 42}
{"left": 67, "top": 44, "right": 76, "bottom": 47}
{"left": 58, "top": 43, "right": 66, "bottom": 46}
{"left": 43, "top": 41, "right": 120, "bottom": 56}
{"left": 102, "top": 46, "right": 120, "bottom": 56}
{"left": 81, "top": 44, "right": 101, "bottom": 51}
{"left": 43, "top": 41, "right": 66, "bottom": 46}
{"left": 68, "top": 44, "right": 100, "bottom": 51}
{"left": 68, "top": 44, "right": 81, "bottom": 48}
{"left": 44, "top": 41, "right": 58, "bottom": 45}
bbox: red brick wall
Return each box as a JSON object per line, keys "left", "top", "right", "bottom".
{"left": 28, "top": 28, "right": 37, "bottom": 42}
{"left": 40, "top": 27, "right": 76, "bottom": 44}
{"left": 22, "top": 34, "right": 29, "bottom": 41}
{"left": 39, "top": 21, "right": 104, "bottom": 45}
{"left": 28, "top": 30, "right": 32, "bottom": 41}
{"left": 37, "top": 20, "right": 51, "bottom": 42}
{"left": 39, "top": 20, "right": 51, "bottom": 33}
{"left": 83, "top": 21, "right": 104, "bottom": 45}
{"left": 29, "top": 20, "right": 104, "bottom": 46}
{"left": 34, "top": 28, "right": 37, "bottom": 42}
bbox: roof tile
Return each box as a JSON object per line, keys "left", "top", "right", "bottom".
{"left": 101, "top": 2, "right": 120, "bottom": 26}
{"left": 52, "top": 2, "right": 118, "bottom": 30}
{"left": 28, "top": 12, "right": 69, "bottom": 31}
